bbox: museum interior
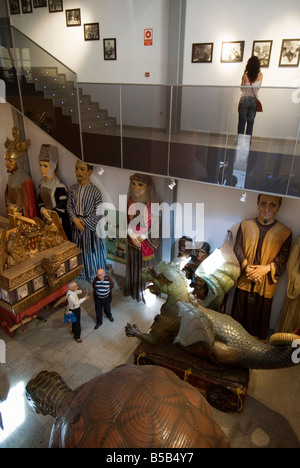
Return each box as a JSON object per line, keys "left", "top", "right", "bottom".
{"left": 0, "top": 0, "right": 300, "bottom": 449}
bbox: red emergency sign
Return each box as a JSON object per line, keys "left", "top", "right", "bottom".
{"left": 144, "top": 29, "right": 153, "bottom": 46}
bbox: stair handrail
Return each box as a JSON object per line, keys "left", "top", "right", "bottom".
{"left": 11, "top": 26, "right": 77, "bottom": 76}
{"left": 8, "top": 26, "right": 84, "bottom": 159}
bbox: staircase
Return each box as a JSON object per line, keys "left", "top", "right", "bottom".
{"left": 27, "top": 67, "right": 117, "bottom": 134}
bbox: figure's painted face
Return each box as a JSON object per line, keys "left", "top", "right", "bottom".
{"left": 39, "top": 161, "right": 51, "bottom": 178}
{"left": 257, "top": 194, "right": 281, "bottom": 224}
{"left": 131, "top": 179, "right": 148, "bottom": 200}
{"left": 196, "top": 248, "right": 209, "bottom": 262}
{"left": 5, "top": 158, "right": 17, "bottom": 173}
{"left": 75, "top": 162, "right": 92, "bottom": 185}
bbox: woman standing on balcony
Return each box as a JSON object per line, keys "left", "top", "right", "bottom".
{"left": 237, "top": 55, "right": 263, "bottom": 139}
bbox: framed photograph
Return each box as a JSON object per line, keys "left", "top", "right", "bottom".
{"left": 9, "top": 0, "right": 20, "bottom": 14}
{"left": 66, "top": 8, "right": 81, "bottom": 27}
{"left": 252, "top": 40, "right": 273, "bottom": 67}
{"left": 48, "top": 0, "right": 63, "bottom": 13}
{"left": 192, "top": 43, "right": 213, "bottom": 63}
{"left": 21, "top": 0, "right": 32, "bottom": 13}
{"left": 221, "top": 41, "right": 244, "bottom": 63}
{"left": 279, "top": 39, "right": 300, "bottom": 67}
{"left": 84, "top": 23, "right": 100, "bottom": 41}
{"left": 104, "top": 38, "right": 117, "bottom": 60}
{"left": 33, "top": 0, "right": 47, "bottom": 7}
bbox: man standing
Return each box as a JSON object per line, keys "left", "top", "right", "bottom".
{"left": 67, "top": 282, "right": 89, "bottom": 343}
{"left": 231, "top": 194, "right": 292, "bottom": 340}
{"left": 92, "top": 268, "right": 114, "bottom": 329}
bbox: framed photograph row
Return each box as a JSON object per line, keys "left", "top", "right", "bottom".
{"left": 192, "top": 39, "right": 300, "bottom": 67}
{"left": 8, "top": 0, "right": 117, "bottom": 60}
{"left": 9, "top": 0, "right": 64, "bottom": 14}
{"left": 9, "top": 0, "right": 63, "bottom": 13}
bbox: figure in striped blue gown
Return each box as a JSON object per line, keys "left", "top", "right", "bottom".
{"left": 67, "top": 161, "right": 106, "bottom": 283}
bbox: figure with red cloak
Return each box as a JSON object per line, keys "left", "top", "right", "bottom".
{"left": 124, "top": 173, "right": 160, "bottom": 303}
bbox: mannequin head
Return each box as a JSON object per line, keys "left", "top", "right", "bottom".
{"left": 5, "top": 157, "right": 17, "bottom": 174}
{"left": 4, "top": 127, "right": 30, "bottom": 176}
{"left": 39, "top": 145, "right": 58, "bottom": 179}
{"left": 195, "top": 241, "right": 210, "bottom": 262}
{"left": 129, "top": 173, "right": 152, "bottom": 204}
{"left": 75, "top": 161, "right": 93, "bottom": 186}
{"left": 257, "top": 193, "right": 282, "bottom": 225}
{"left": 178, "top": 236, "right": 193, "bottom": 257}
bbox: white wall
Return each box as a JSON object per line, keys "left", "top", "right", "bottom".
{"left": 183, "top": 0, "right": 300, "bottom": 87}
{"left": 181, "top": 0, "right": 300, "bottom": 139}
{"left": 10, "top": 0, "right": 300, "bottom": 88}
{"left": 10, "top": 0, "right": 170, "bottom": 85}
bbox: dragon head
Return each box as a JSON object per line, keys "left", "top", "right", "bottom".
{"left": 141, "top": 261, "right": 193, "bottom": 297}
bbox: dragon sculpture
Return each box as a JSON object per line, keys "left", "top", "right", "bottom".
{"left": 126, "top": 232, "right": 300, "bottom": 370}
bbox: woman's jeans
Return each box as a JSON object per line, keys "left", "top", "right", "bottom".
{"left": 238, "top": 96, "right": 257, "bottom": 136}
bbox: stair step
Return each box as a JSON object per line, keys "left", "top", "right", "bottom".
{"left": 44, "top": 89, "right": 78, "bottom": 99}
{"left": 32, "top": 73, "right": 66, "bottom": 84}
{"left": 79, "top": 102, "right": 99, "bottom": 113}
{"left": 52, "top": 96, "right": 79, "bottom": 108}
{"left": 81, "top": 119, "right": 117, "bottom": 132}
{"left": 31, "top": 67, "right": 60, "bottom": 77}
{"left": 80, "top": 110, "right": 108, "bottom": 123}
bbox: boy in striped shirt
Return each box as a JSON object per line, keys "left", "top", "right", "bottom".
{"left": 92, "top": 269, "right": 114, "bottom": 329}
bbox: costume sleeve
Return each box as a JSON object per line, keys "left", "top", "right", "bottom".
{"left": 37, "top": 184, "right": 45, "bottom": 212}
{"left": 54, "top": 185, "right": 68, "bottom": 217}
{"left": 83, "top": 186, "right": 103, "bottom": 233}
{"left": 67, "top": 186, "right": 77, "bottom": 221}
{"left": 271, "top": 232, "right": 292, "bottom": 281}
{"left": 234, "top": 224, "right": 248, "bottom": 271}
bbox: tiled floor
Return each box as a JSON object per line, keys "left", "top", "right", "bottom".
{"left": 0, "top": 275, "right": 299, "bottom": 448}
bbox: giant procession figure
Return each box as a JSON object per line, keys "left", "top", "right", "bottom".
{"left": 124, "top": 173, "right": 160, "bottom": 303}
{"left": 4, "top": 126, "right": 38, "bottom": 219}
{"left": 278, "top": 235, "right": 300, "bottom": 334}
{"left": 37, "top": 144, "right": 71, "bottom": 240}
{"left": 67, "top": 160, "right": 106, "bottom": 283}
{"left": 231, "top": 193, "right": 292, "bottom": 340}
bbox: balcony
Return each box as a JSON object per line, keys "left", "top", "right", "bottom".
{"left": 1, "top": 27, "right": 300, "bottom": 198}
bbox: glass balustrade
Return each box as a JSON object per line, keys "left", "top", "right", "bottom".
{"left": 2, "top": 28, "right": 300, "bottom": 198}
{"left": 8, "top": 27, "right": 83, "bottom": 159}
{"left": 79, "top": 82, "right": 300, "bottom": 198}
{"left": 0, "top": 18, "right": 22, "bottom": 112}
